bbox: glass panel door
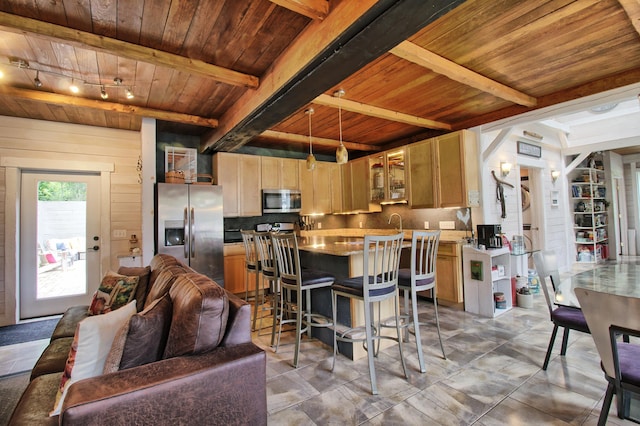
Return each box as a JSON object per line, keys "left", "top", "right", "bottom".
{"left": 20, "top": 172, "right": 101, "bottom": 319}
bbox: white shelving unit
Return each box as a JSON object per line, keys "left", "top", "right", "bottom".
{"left": 570, "top": 167, "right": 608, "bottom": 263}
{"left": 462, "top": 246, "right": 512, "bottom": 317}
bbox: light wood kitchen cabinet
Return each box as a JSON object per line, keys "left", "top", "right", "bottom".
{"left": 330, "top": 163, "right": 343, "bottom": 213}
{"left": 299, "top": 160, "right": 332, "bottom": 214}
{"left": 213, "top": 152, "right": 262, "bottom": 217}
{"left": 261, "top": 156, "right": 299, "bottom": 190}
{"left": 408, "top": 129, "right": 479, "bottom": 208}
{"left": 223, "top": 244, "right": 266, "bottom": 296}
{"left": 342, "top": 157, "right": 381, "bottom": 213}
{"left": 436, "top": 241, "right": 464, "bottom": 306}
{"left": 368, "top": 148, "right": 407, "bottom": 204}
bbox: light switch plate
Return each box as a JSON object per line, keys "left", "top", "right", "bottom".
{"left": 439, "top": 221, "right": 455, "bottom": 230}
{"left": 113, "top": 229, "right": 127, "bottom": 238}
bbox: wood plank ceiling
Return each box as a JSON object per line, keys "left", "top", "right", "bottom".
{"left": 0, "top": 0, "right": 639, "bottom": 158}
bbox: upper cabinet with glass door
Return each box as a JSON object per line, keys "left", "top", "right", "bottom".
{"left": 368, "top": 148, "right": 407, "bottom": 204}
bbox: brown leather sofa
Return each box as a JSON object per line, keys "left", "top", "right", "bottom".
{"left": 9, "top": 254, "right": 266, "bottom": 425}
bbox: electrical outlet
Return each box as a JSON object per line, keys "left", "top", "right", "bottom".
{"left": 113, "top": 229, "right": 126, "bottom": 238}
{"left": 439, "top": 221, "right": 455, "bottom": 230}
{"left": 424, "top": 221, "right": 429, "bottom": 229}
{"left": 359, "top": 222, "right": 363, "bottom": 228}
{"left": 317, "top": 222, "right": 322, "bottom": 229}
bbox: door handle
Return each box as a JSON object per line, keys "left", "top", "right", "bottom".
{"left": 183, "top": 207, "right": 188, "bottom": 259}
{"left": 190, "top": 207, "right": 195, "bottom": 258}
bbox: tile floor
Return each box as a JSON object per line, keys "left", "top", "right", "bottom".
{"left": 1, "top": 258, "right": 638, "bottom": 425}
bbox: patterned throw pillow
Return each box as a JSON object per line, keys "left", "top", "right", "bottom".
{"left": 88, "top": 272, "right": 139, "bottom": 315}
{"left": 50, "top": 301, "right": 136, "bottom": 416}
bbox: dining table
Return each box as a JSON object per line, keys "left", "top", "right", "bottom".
{"left": 554, "top": 262, "right": 640, "bottom": 308}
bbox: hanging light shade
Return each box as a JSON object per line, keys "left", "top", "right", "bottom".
{"left": 305, "top": 108, "right": 316, "bottom": 171}
{"left": 335, "top": 89, "right": 348, "bottom": 164}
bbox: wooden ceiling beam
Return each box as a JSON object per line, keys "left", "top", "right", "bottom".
{"left": 390, "top": 41, "right": 537, "bottom": 107}
{"left": 270, "top": 0, "right": 330, "bottom": 20}
{"left": 0, "top": 86, "right": 219, "bottom": 127}
{"left": 454, "top": 67, "right": 640, "bottom": 130}
{"left": 313, "top": 93, "right": 451, "bottom": 130}
{"left": 0, "top": 12, "right": 258, "bottom": 89}
{"left": 261, "top": 129, "right": 380, "bottom": 151}
{"left": 618, "top": 0, "right": 640, "bottom": 37}
{"left": 201, "top": 0, "right": 467, "bottom": 153}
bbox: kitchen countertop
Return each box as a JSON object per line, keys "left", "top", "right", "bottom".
{"left": 299, "top": 228, "right": 470, "bottom": 243}
{"left": 297, "top": 235, "right": 412, "bottom": 257}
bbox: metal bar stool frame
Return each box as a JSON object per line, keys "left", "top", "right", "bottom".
{"left": 331, "top": 232, "right": 408, "bottom": 395}
{"left": 253, "top": 231, "right": 280, "bottom": 344}
{"left": 240, "top": 230, "right": 262, "bottom": 331}
{"left": 397, "top": 230, "right": 446, "bottom": 373}
{"left": 271, "top": 232, "right": 335, "bottom": 368}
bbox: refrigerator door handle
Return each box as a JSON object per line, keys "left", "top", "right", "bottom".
{"left": 183, "top": 207, "right": 189, "bottom": 259}
{"left": 190, "top": 207, "right": 196, "bottom": 258}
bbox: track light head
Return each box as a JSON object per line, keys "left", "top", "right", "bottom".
{"left": 126, "top": 87, "right": 134, "bottom": 99}
{"left": 100, "top": 85, "right": 108, "bottom": 100}
{"left": 33, "top": 71, "right": 42, "bottom": 88}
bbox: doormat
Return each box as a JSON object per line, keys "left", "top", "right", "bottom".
{"left": 0, "top": 318, "right": 58, "bottom": 347}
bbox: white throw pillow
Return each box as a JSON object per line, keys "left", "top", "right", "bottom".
{"left": 50, "top": 301, "right": 136, "bottom": 416}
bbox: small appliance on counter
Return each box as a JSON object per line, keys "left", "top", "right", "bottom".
{"left": 256, "top": 222, "right": 295, "bottom": 233}
{"left": 477, "top": 224, "right": 503, "bottom": 249}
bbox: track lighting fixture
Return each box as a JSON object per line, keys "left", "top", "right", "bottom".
{"left": 33, "top": 70, "right": 42, "bottom": 88}
{"left": 125, "top": 87, "right": 134, "bottom": 99}
{"left": 100, "top": 85, "right": 108, "bottom": 100}
{"left": 69, "top": 79, "right": 79, "bottom": 94}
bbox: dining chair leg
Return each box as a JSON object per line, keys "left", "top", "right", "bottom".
{"left": 305, "top": 288, "right": 313, "bottom": 338}
{"left": 293, "top": 289, "right": 303, "bottom": 368}
{"left": 273, "top": 289, "right": 286, "bottom": 352}
{"left": 433, "top": 295, "right": 446, "bottom": 360}
{"left": 543, "top": 324, "right": 559, "bottom": 370}
{"left": 410, "top": 290, "right": 426, "bottom": 373}
{"left": 560, "top": 327, "right": 570, "bottom": 356}
{"left": 331, "top": 289, "right": 338, "bottom": 372}
{"left": 402, "top": 289, "right": 410, "bottom": 342}
{"left": 270, "top": 282, "right": 280, "bottom": 347}
{"left": 394, "top": 294, "right": 408, "bottom": 380}
{"left": 363, "top": 300, "right": 378, "bottom": 395}
{"left": 251, "top": 271, "right": 261, "bottom": 331}
{"left": 598, "top": 383, "right": 615, "bottom": 426}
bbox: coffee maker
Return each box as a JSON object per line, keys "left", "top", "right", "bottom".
{"left": 477, "top": 224, "right": 502, "bottom": 248}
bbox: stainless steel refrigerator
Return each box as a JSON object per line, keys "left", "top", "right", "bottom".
{"left": 155, "top": 183, "right": 224, "bottom": 286}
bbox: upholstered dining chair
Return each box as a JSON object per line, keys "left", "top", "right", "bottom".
{"left": 397, "top": 230, "right": 446, "bottom": 373}
{"left": 575, "top": 288, "right": 640, "bottom": 425}
{"left": 271, "top": 232, "right": 335, "bottom": 368}
{"left": 331, "top": 232, "right": 408, "bottom": 395}
{"left": 532, "top": 250, "right": 590, "bottom": 370}
{"left": 240, "top": 230, "right": 260, "bottom": 304}
{"left": 253, "top": 231, "right": 279, "bottom": 342}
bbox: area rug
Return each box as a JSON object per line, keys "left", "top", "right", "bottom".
{"left": 0, "top": 319, "right": 58, "bottom": 347}
{"left": 0, "top": 371, "right": 29, "bottom": 424}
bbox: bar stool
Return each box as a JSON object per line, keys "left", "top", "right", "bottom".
{"left": 253, "top": 231, "right": 280, "bottom": 343}
{"left": 240, "top": 230, "right": 261, "bottom": 330}
{"left": 271, "top": 232, "right": 334, "bottom": 368}
{"left": 397, "top": 230, "right": 446, "bottom": 374}
{"left": 331, "top": 232, "right": 407, "bottom": 395}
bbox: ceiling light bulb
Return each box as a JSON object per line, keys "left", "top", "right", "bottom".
{"left": 0, "top": 70, "right": 4, "bottom": 79}
{"left": 126, "top": 88, "right": 134, "bottom": 99}
{"left": 33, "top": 71, "right": 42, "bottom": 88}
{"left": 100, "top": 86, "right": 108, "bottom": 100}
{"left": 69, "top": 80, "right": 79, "bottom": 94}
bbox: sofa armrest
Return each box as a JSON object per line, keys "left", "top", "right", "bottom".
{"left": 60, "top": 343, "right": 266, "bottom": 426}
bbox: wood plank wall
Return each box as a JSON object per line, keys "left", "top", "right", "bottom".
{"left": 0, "top": 116, "right": 141, "bottom": 322}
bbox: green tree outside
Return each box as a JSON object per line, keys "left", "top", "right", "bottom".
{"left": 38, "top": 181, "right": 87, "bottom": 201}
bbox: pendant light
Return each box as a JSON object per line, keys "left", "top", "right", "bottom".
{"left": 335, "top": 89, "right": 348, "bottom": 164}
{"left": 305, "top": 108, "right": 316, "bottom": 171}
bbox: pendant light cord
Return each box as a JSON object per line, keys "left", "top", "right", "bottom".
{"left": 308, "top": 108, "right": 314, "bottom": 155}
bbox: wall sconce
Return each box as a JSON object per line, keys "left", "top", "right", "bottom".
{"left": 500, "top": 162, "right": 512, "bottom": 177}
{"left": 551, "top": 170, "right": 561, "bottom": 183}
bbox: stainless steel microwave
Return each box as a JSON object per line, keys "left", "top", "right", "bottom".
{"left": 262, "top": 189, "right": 301, "bottom": 213}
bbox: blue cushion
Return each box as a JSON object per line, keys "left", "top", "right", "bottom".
{"left": 281, "top": 270, "right": 334, "bottom": 287}
{"left": 332, "top": 276, "right": 396, "bottom": 298}
{"left": 397, "top": 268, "right": 435, "bottom": 289}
